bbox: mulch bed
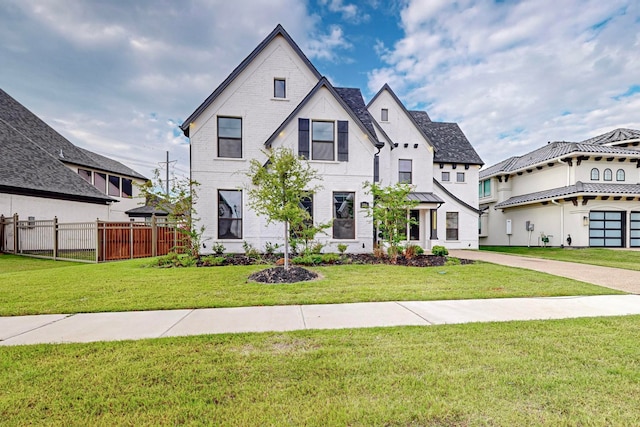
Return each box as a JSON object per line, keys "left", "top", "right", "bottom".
{"left": 248, "top": 266, "right": 319, "bottom": 284}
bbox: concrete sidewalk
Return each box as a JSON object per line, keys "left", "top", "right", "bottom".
{"left": 2, "top": 295, "right": 640, "bottom": 346}
{"left": 449, "top": 250, "right": 640, "bottom": 294}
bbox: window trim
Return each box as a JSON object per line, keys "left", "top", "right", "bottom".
{"left": 590, "top": 168, "right": 600, "bottom": 181}
{"left": 217, "top": 116, "right": 243, "bottom": 159}
{"left": 456, "top": 172, "right": 465, "bottom": 183}
{"left": 446, "top": 211, "right": 459, "bottom": 241}
{"left": 441, "top": 171, "right": 450, "bottom": 182}
{"left": 381, "top": 108, "right": 389, "bottom": 122}
{"left": 218, "top": 189, "right": 243, "bottom": 240}
{"left": 311, "top": 120, "right": 335, "bottom": 161}
{"left": 78, "top": 168, "right": 92, "bottom": 184}
{"left": 108, "top": 175, "right": 120, "bottom": 197}
{"left": 603, "top": 168, "right": 613, "bottom": 182}
{"left": 616, "top": 169, "right": 625, "bottom": 181}
{"left": 399, "top": 159, "right": 412, "bottom": 184}
{"left": 274, "top": 78, "right": 286, "bottom": 99}
{"left": 332, "top": 191, "right": 355, "bottom": 239}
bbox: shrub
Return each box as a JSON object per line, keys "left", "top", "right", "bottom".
{"left": 155, "top": 252, "right": 197, "bottom": 268}
{"left": 373, "top": 244, "right": 386, "bottom": 259}
{"left": 321, "top": 253, "right": 341, "bottom": 264}
{"left": 292, "top": 254, "right": 323, "bottom": 266}
{"left": 445, "top": 256, "right": 461, "bottom": 266}
{"left": 210, "top": 242, "right": 226, "bottom": 255}
{"left": 337, "top": 243, "right": 348, "bottom": 254}
{"left": 432, "top": 245, "right": 449, "bottom": 256}
{"left": 243, "top": 241, "right": 260, "bottom": 259}
{"left": 404, "top": 244, "right": 423, "bottom": 259}
{"left": 264, "top": 241, "right": 281, "bottom": 255}
{"left": 200, "top": 255, "right": 226, "bottom": 266}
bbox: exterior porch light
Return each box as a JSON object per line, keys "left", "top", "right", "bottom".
{"left": 583, "top": 216, "right": 589, "bottom": 226}
{"left": 360, "top": 201, "right": 370, "bottom": 208}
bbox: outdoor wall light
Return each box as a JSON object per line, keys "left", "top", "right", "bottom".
{"left": 414, "top": 144, "right": 419, "bottom": 148}
{"left": 583, "top": 216, "right": 589, "bottom": 226}
{"left": 404, "top": 143, "right": 409, "bottom": 148}
{"left": 360, "top": 202, "right": 370, "bottom": 208}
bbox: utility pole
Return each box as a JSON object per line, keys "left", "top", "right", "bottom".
{"left": 158, "top": 151, "right": 176, "bottom": 197}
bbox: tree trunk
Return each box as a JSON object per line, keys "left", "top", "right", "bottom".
{"left": 284, "top": 220, "right": 290, "bottom": 270}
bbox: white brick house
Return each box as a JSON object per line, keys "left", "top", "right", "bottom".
{"left": 181, "top": 25, "right": 483, "bottom": 254}
{"left": 479, "top": 129, "right": 640, "bottom": 248}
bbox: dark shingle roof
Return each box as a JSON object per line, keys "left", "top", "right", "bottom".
{"left": 580, "top": 128, "right": 640, "bottom": 145}
{"left": 407, "top": 192, "right": 444, "bottom": 204}
{"left": 0, "top": 88, "right": 146, "bottom": 179}
{"left": 334, "top": 87, "right": 377, "bottom": 140}
{"left": 0, "top": 119, "right": 114, "bottom": 204}
{"left": 480, "top": 141, "right": 640, "bottom": 179}
{"left": 412, "top": 116, "right": 483, "bottom": 165}
{"left": 495, "top": 181, "right": 640, "bottom": 208}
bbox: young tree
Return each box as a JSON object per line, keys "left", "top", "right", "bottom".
{"left": 246, "top": 147, "right": 322, "bottom": 269}
{"left": 137, "top": 169, "right": 204, "bottom": 258}
{"left": 363, "top": 181, "right": 419, "bottom": 261}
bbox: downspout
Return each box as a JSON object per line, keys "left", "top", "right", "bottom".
{"left": 372, "top": 147, "right": 382, "bottom": 249}
{"left": 551, "top": 199, "right": 564, "bottom": 247}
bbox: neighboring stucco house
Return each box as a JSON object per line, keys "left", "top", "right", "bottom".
{"left": 0, "top": 89, "right": 148, "bottom": 222}
{"left": 479, "top": 128, "right": 640, "bottom": 248}
{"left": 180, "top": 25, "right": 483, "bottom": 254}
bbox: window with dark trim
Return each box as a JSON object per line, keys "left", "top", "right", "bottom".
{"left": 217, "top": 116, "right": 242, "bottom": 158}
{"left": 479, "top": 179, "right": 491, "bottom": 197}
{"left": 603, "top": 168, "right": 612, "bottom": 181}
{"left": 108, "top": 175, "right": 120, "bottom": 197}
{"left": 446, "top": 212, "right": 459, "bottom": 240}
{"left": 122, "top": 178, "right": 133, "bottom": 198}
{"left": 441, "top": 171, "right": 450, "bottom": 182}
{"left": 590, "top": 168, "right": 599, "bottom": 180}
{"left": 78, "top": 169, "right": 92, "bottom": 183}
{"left": 274, "top": 78, "right": 286, "bottom": 98}
{"left": 312, "top": 121, "right": 334, "bottom": 161}
{"left": 399, "top": 159, "right": 412, "bottom": 184}
{"left": 218, "top": 190, "right": 242, "bottom": 239}
{"left": 291, "top": 196, "right": 313, "bottom": 239}
{"left": 381, "top": 108, "right": 389, "bottom": 121}
{"left": 617, "top": 169, "right": 625, "bottom": 181}
{"left": 95, "top": 172, "right": 106, "bottom": 193}
{"left": 409, "top": 210, "right": 419, "bottom": 240}
{"left": 456, "top": 172, "right": 465, "bottom": 182}
{"left": 333, "top": 192, "right": 355, "bottom": 239}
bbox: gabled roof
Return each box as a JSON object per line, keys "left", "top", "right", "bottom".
{"left": 412, "top": 116, "right": 484, "bottom": 165}
{"left": 0, "top": 119, "right": 114, "bottom": 205}
{"left": 367, "top": 84, "right": 435, "bottom": 151}
{"left": 180, "top": 24, "right": 322, "bottom": 137}
{"left": 0, "top": 88, "right": 146, "bottom": 180}
{"left": 334, "top": 87, "right": 377, "bottom": 141}
{"left": 580, "top": 128, "right": 640, "bottom": 145}
{"left": 434, "top": 179, "right": 482, "bottom": 214}
{"left": 264, "top": 77, "right": 382, "bottom": 149}
{"left": 495, "top": 181, "right": 640, "bottom": 209}
{"left": 480, "top": 141, "right": 640, "bottom": 179}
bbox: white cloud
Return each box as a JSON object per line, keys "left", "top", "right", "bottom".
{"left": 304, "top": 25, "right": 353, "bottom": 62}
{"left": 369, "top": 0, "right": 640, "bottom": 167}
{"left": 319, "top": 0, "right": 369, "bottom": 23}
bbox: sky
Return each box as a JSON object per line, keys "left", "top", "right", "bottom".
{"left": 1, "top": 0, "right": 639, "bottom": 181}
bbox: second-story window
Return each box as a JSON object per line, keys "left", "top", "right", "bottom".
{"left": 78, "top": 169, "right": 92, "bottom": 183}
{"left": 312, "top": 121, "right": 334, "bottom": 161}
{"left": 108, "top": 175, "right": 120, "bottom": 197}
{"left": 617, "top": 169, "right": 625, "bottom": 181}
{"left": 591, "top": 168, "right": 599, "bottom": 180}
{"left": 399, "top": 159, "right": 412, "bottom": 184}
{"left": 456, "top": 172, "right": 465, "bottom": 182}
{"left": 381, "top": 108, "right": 389, "bottom": 121}
{"left": 603, "top": 168, "right": 612, "bottom": 181}
{"left": 218, "top": 116, "right": 242, "bottom": 158}
{"left": 442, "top": 171, "right": 450, "bottom": 182}
{"left": 274, "top": 78, "right": 286, "bottom": 98}
{"left": 479, "top": 179, "right": 491, "bottom": 198}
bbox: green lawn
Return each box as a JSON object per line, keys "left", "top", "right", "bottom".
{"left": 2, "top": 316, "right": 639, "bottom": 426}
{"left": 0, "top": 254, "right": 622, "bottom": 316}
{"left": 481, "top": 246, "right": 640, "bottom": 271}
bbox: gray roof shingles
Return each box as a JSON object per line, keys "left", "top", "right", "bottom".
{"left": 334, "top": 87, "right": 378, "bottom": 141}
{"left": 0, "top": 88, "right": 146, "bottom": 204}
{"left": 580, "top": 128, "right": 640, "bottom": 145}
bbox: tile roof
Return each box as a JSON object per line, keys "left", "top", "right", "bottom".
{"left": 580, "top": 128, "right": 640, "bottom": 145}
{"left": 495, "top": 181, "right": 640, "bottom": 209}
{"left": 480, "top": 141, "right": 640, "bottom": 179}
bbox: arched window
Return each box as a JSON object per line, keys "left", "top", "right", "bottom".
{"left": 616, "top": 169, "right": 625, "bottom": 181}
{"left": 603, "top": 168, "right": 613, "bottom": 181}
{"left": 590, "top": 168, "right": 599, "bottom": 180}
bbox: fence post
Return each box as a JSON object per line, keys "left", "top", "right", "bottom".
{"left": 151, "top": 214, "right": 157, "bottom": 257}
{"left": 129, "top": 220, "right": 134, "bottom": 260}
{"left": 53, "top": 216, "right": 58, "bottom": 260}
{"left": 13, "top": 213, "right": 19, "bottom": 254}
{"left": 0, "top": 214, "right": 4, "bottom": 253}
{"left": 95, "top": 219, "right": 100, "bottom": 263}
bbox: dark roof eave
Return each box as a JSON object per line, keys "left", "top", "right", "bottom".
{"left": 180, "top": 24, "right": 322, "bottom": 137}
{"left": 434, "top": 179, "right": 482, "bottom": 214}
{"left": 0, "top": 185, "right": 116, "bottom": 205}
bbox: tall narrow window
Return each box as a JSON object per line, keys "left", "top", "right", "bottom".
{"left": 399, "top": 159, "right": 412, "bottom": 184}
{"left": 218, "top": 117, "right": 242, "bottom": 158}
{"left": 381, "top": 108, "right": 389, "bottom": 121}
{"left": 122, "top": 178, "right": 133, "bottom": 198}
{"left": 95, "top": 172, "right": 106, "bottom": 193}
{"left": 456, "top": 172, "right": 465, "bottom": 182}
{"left": 616, "top": 169, "right": 625, "bottom": 181}
{"left": 312, "top": 121, "right": 334, "bottom": 161}
{"left": 78, "top": 169, "right": 92, "bottom": 183}
{"left": 409, "top": 210, "right": 420, "bottom": 241}
{"left": 590, "top": 168, "right": 600, "bottom": 180}
{"left": 446, "top": 212, "right": 459, "bottom": 240}
{"left": 333, "top": 192, "right": 355, "bottom": 239}
{"left": 274, "top": 78, "right": 286, "bottom": 98}
{"left": 108, "top": 175, "right": 120, "bottom": 197}
{"left": 218, "top": 190, "right": 242, "bottom": 239}
{"left": 603, "top": 168, "right": 612, "bottom": 181}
